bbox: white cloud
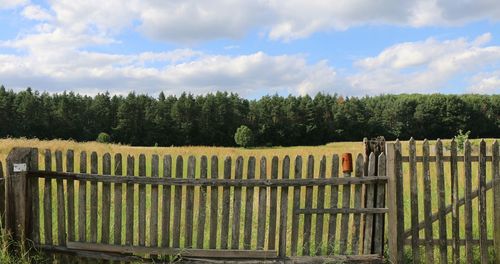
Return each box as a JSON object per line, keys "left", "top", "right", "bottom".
{"left": 348, "top": 33, "right": 500, "bottom": 94}
{"left": 22, "top": 5, "right": 52, "bottom": 21}
{"left": 0, "top": 0, "right": 27, "bottom": 9}
{"left": 468, "top": 71, "right": 500, "bottom": 93}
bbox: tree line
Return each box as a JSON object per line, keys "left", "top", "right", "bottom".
{"left": 0, "top": 86, "right": 498, "bottom": 146}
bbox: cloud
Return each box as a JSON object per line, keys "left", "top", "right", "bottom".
{"left": 468, "top": 71, "right": 500, "bottom": 94}
{"left": 21, "top": 4, "right": 52, "bottom": 21}
{"left": 0, "top": 0, "right": 27, "bottom": 9}
{"left": 348, "top": 33, "right": 500, "bottom": 94}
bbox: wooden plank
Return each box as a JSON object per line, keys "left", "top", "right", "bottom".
{"left": 196, "top": 156, "right": 208, "bottom": 249}
{"left": 268, "top": 156, "right": 279, "bottom": 251}
{"left": 78, "top": 151, "right": 87, "bottom": 242}
{"left": 44, "top": 149, "right": 53, "bottom": 245}
{"left": 422, "top": 140, "right": 434, "bottom": 263}
{"left": 404, "top": 239, "right": 494, "bottom": 246}
{"left": 66, "top": 150, "right": 75, "bottom": 243}
{"left": 401, "top": 155, "right": 492, "bottom": 162}
{"left": 314, "top": 156, "right": 326, "bottom": 255}
{"left": 172, "top": 156, "right": 183, "bottom": 248}
{"left": 290, "top": 156, "right": 301, "bottom": 255}
{"left": 295, "top": 208, "right": 388, "bottom": 214}
{"left": 32, "top": 171, "right": 388, "bottom": 186}
{"left": 0, "top": 161, "right": 4, "bottom": 228}
{"left": 363, "top": 152, "right": 376, "bottom": 254}
{"left": 493, "top": 140, "right": 500, "bottom": 264}
{"left": 435, "top": 140, "right": 448, "bottom": 263}
{"left": 150, "top": 154, "right": 159, "bottom": 248}
{"left": 113, "top": 153, "right": 123, "bottom": 246}
{"left": 386, "top": 142, "right": 404, "bottom": 264}
{"left": 220, "top": 157, "right": 231, "bottom": 249}
{"left": 450, "top": 139, "right": 459, "bottom": 264}
{"left": 138, "top": 154, "right": 146, "bottom": 247}
{"left": 29, "top": 149, "right": 40, "bottom": 244}
{"left": 209, "top": 156, "right": 218, "bottom": 249}
{"left": 125, "top": 155, "right": 134, "bottom": 246}
{"left": 257, "top": 157, "right": 268, "bottom": 251}
{"left": 302, "top": 155, "right": 313, "bottom": 255}
{"left": 101, "top": 153, "right": 111, "bottom": 244}
{"left": 478, "top": 140, "right": 488, "bottom": 264}
{"left": 231, "top": 156, "right": 244, "bottom": 249}
{"left": 351, "top": 154, "right": 363, "bottom": 255}
{"left": 66, "top": 241, "right": 277, "bottom": 259}
{"left": 185, "top": 156, "right": 195, "bottom": 248}
{"left": 408, "top": 138, "right": 419, "bottom": 262}
{"left": 339, "top": 154, "right": 351, "bottom": 255}
{"left": 161, "top": 155, "right": 172, "bottom": 248}
{"left": 373, "top": 153, "right": 386, "bottom": 255}
{"left": 55, "top": 151, "right": 66, "bottom": 246}
{"left": 90, "top": 152, "right": 98, "bottom": 243}
{"left": 327, "top": 154, "right": 339, "bottom": 255}
{"left": 243, "top": 156, "right": 256, "bottom": 250}
{"left": 464, "top": 140, "right": 473, "bottom": 263}
{"left": 278, "top": 156, "right": 290, "bottom": 258}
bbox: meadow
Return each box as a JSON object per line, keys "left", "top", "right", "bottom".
{"left": 0, "top": 137, "right": 498, "bottom": 263}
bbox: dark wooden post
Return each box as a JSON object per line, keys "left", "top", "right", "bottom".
{"left": 5, "top": 147, "right": 33, "bottom": 244}
{"left": 386, "top": 142, "right": 404, "bottom": 263}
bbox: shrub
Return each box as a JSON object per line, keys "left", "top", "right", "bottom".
{"left": 454, "top": 129, "right": 470, "bottom": 152}
{"left": 234, "top": 125, "right": 253, "bottom": 148}
{"left": 96, "top": 132, "right": 111, "bottom": 143}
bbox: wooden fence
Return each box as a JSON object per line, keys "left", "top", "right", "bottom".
{"left": 3, "top": 148, "right": 387, "bottom": 263}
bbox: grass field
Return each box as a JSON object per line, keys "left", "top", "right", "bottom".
{"left": 0, "top": 137, "right": 498, "bottom": 263}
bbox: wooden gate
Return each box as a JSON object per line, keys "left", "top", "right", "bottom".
{"left": 3, "top": 148, "right": 388, "bottom": 263}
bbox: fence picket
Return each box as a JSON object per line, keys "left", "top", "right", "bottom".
{"left": 464, "top": 140, "right": 473, "bottom": 263}
{"left": 478, "top": 140, "right": 488, "bottom": 264}
{"left": 150, "top": 154, "right": 159, "bottom": 248}
{"left": 172, "top": 156, "right": 183, "bottom": 248}
{"left": 55, "top": 151, "right": 66, "bottom": 246}
{"left": 66, "top": 150, "right": 74, "bottom": 243}
{"left": 290, "top": 156, "right": 300, "bottom": 255}
{"left": 231, "top": 156, "right": 243, "bottom": 249}
{"left": 125, "top": 155, "right": 134, "bottom": 246}
{"left": 138, "top": 154, "right": 146, "bottom": 247}
{"left": 114, "top": 153, "right": 123, "bottom": 245}
{"left": 351, "top": 154, "right": 363, "bottom": 254}
{"left": 409, "top": 138, "right": 420, "bottom": 262}
{"left": 196, "top": 155, "right": 208, "bottom": 249}
{"left": 185, "top": 156, "right": 195, "bottom": 248}
{"left": 302, "top": 155, "right": 314, "bottom": 255}
{"left": 493, "top": 140, "right": 500, "bottom": 264}
{"left": 78, "top": 151, "right": 87, "bottom": 242}
{"left": 450, "top": 139, "right": 459, "bottom": 263}
{"left": 339, "top": 154, "right": 351, "bottom": 255}
{"left": 209, "top": 156, "right": 218, "bottom": 249}
{"left": 278, "top": 156, "right": 290, "bottom": 258}
{"left": 43, "top": 149, "right": 53, "bottom": 245}
{"left": 90, "top": 152, "right": 98, "bottom": 243}
{"left": 257, "top": 157, "right": 268, "bottom": 251}
{"left": 30, "top": 149, "right": 40, "bottom": 244}
{"left": 101, "top": 153, "right": 111, "bottom": 244}
{"left": 161, "top": 155, "right": 172, "bottom": 248}
{"left": 269, "top": 156, "right": 279, "bottom": 251}
{"left": 314, "top": 156, "right": 326, "bottom": 255}
{"left": 243, "top": 156, "right": 256, "bottom": 250}
{"left": 327, "top": 154, "right": 339, "bottom": 255}
{"left": 373, "top": 153, "right": 386, "bottom": 255}
{"left": 363, "top": 152, "right": 376, "bottom": 254}
{"left": 220, "top": 157, "right": 231, "bottom": 249}
{"left": 435, "top": 139, "right": 448, "bottom": 263}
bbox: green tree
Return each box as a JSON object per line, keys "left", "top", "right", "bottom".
{"left": 234, "top": 125, "right": 253, "bottom": 148}
{"left": 96, "top": 132, "right": 111, "bottom": 143}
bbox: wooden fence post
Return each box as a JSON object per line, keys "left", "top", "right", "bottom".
{"left": 5, "top": 147, "right": 33, "bottom": 244}
{"left": 386, "top": 142, "right": 404, "bottom": 263}
{"left": 492, "top": 140, "right": 500, "bottom": 264}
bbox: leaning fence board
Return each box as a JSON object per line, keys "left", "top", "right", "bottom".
{"left": 90, "top": 152, "right": 98, "bottom": 243}
{"left": 302, "top": 155, "right": 314, "bottom": 255}
{"left": 464, "top": 140, "right": 474, "bottom": 263}
{"left": 435, "top": 140, "right": 448, "bottom": 263}
{"left": 66, "top": 150, "right": 75, "bottom": 243}
{"left": 327, "top": 154, "right": 339, "bottom": 255}
{"left": 114, "top": 153, "right": 123, "bottom": 246}
{"left": 493, "top": 140, "right": 500, "bottom": 264}
{"left": 55, "top": 151, "right": 66, "bottom": 246}
{"left": 268, "top": 157, "right": 279, "bottom": 251}
{"left": 290, "top": 156, "right": 301, "bottom": 255}
{"left": 185, "top": 156, "right": 195, "bottom": 248}
{"left": 196, "top": 156, "right": 207, "bottom": 249}
{"left": 220, "top": 157, "right": 231, "bottom": 249}
{"left": 257, "top": 157, "right": 268, "bottom": 251}
{"left": 172, "top": 156, "right": 183, "bottom": 248}
{"left": 450, "top": 140, "right": 459, "bottom": 263}
{"left": 101, "top": 153, "right": 111, "bottom": 244}
{"left": 79, "top": 151, "right": 87, "bottom": 242}
{"left": 314, "top": 156, "right": 326, "bottom": 255}
{"left": 209, "top": 156, "right": 218, "bottom": 249}
{"left": 278, "top": 156, "right": 290, "bottom": 258}
{"left": 373, "top": 153, "right": 386, "bottom": 255}
{"left": 43, "top": 149, "right": 53, "bottom": 245}
{"left": 478, "top": 140, "right": 488, "bottom": 264}
{"left": 125, "top": 155, "right": 134, "bottom": 246}
{"left": 243, "top": 156, "right": 255, "bottom": 250}
{"left": 161, "top": 155, "right": 172, "bottom": 248}
{"left": 408, "top": 138, "right": 419, "bottom": 263}
{"left": 363, "top": 153, "right": 376, "bottom": 254}
{"left": 231, "top": 156, "right": 243, "bottom": 249}
{"left": 351, "top": 154, "right": 363, "bottom": 255}
{"left": 138, "top": 154, "right": 146, "bottom": 247}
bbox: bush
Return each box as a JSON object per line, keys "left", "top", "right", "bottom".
{"left": 234, "top": 125, "right": 253, "bottom": 148}
{"left": 454, "top": 129, "right": 470, "bottom": 152}
{"left": 96, "top": 132, "right": 111, "bottom": 143}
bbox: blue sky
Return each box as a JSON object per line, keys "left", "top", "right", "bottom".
{"left": 0, "top": 0, "right": 499, "bottom": 98}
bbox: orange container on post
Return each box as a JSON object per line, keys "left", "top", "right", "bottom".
{"left": 342, "top": 153, "right": 353, "bottom": 173}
